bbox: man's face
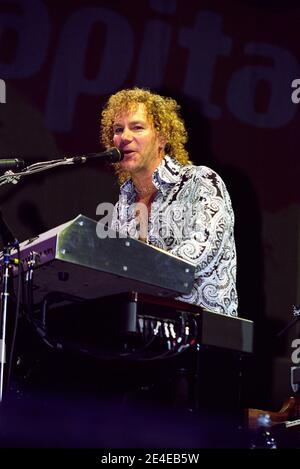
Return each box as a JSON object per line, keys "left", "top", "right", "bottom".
{"left": 113, "top": 103, "right": 164, "bottom": 176}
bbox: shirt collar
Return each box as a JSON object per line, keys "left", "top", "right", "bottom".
{"left": 120, "top": 155, "right": 182, "bottom": 197}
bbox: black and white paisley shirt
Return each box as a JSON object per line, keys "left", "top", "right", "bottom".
{"left": 111, "top": 155, "right": 238, "bottom": 316}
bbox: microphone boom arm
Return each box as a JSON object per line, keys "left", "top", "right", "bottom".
{"left": 0, "top": 148, "right": 122, "bottom": 187}
{"left": 0, "top": 158, "right": 76, "bottom": 187}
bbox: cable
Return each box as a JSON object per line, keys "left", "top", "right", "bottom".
{"left": 116, "top": 316, "right": 199, "bottom": 362}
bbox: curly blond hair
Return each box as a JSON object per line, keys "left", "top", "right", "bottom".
{"left": 100, "top": 87, "right": 192, "bottom": 184}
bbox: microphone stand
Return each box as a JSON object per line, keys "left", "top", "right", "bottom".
{"left": 0, "top": 247, "right": 14, "bottom": 402}
{"left": 0, "top": 159, "right": 83, "bottom": 402}
{"left": 0, "top": 212, "right": 19, "bottom": 403}
{"left": 0, "top": 159, "right": 84, "bottom": 403}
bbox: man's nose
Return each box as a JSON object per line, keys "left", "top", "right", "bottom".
{"left": 121, "top": 128, "right": 133, "bottom": 141}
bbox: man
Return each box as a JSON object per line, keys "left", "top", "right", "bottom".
{"left": 101, "top": 88, "right": 238, "bottom": 316}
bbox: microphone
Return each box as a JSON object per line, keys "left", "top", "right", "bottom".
{"left": 0, "top": 159, "right": 25, "bottom": 170}
{"left": 73, "top": 147, "right": 123, "bottom": 164}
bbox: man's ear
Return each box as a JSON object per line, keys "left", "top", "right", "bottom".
{"left": 158, "top": 134, "right": 167, "bottom": 151}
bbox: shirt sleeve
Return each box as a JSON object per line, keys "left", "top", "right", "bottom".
{"left": 169, "top": 167, "right": 235, "bottom": 277}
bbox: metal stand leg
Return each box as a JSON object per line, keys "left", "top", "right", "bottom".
{"left": 0, "top": 247, "right": 12, "bottom": 402}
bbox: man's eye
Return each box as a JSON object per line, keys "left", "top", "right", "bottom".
{"left": 114, "top": 127, "right": 123, "bottom": 134}
{"left": 133, "top": 125, "right": 143, "bottom": 130}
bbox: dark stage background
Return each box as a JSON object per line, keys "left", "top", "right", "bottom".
{"left": 0, "top": 0, "right": 300, "bottom": 414}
